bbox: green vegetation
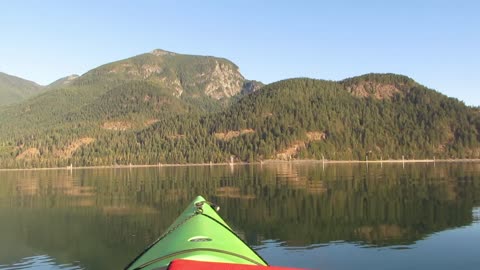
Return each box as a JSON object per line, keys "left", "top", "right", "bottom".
{"left": 0, "top": 72, "right": 43, "bottom": 106}
{"left": 98, "top": 76, "right": 479, "bottom": 166}
{"left": 0, "top": 50, "right": 478, "bottom": 168}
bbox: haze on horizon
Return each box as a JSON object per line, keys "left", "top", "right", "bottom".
{"left": 0, "top": 0, "right": 479, "bottom": 106}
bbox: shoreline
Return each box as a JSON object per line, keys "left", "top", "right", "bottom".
{"left": 1, "top": 158, "right": 480, "bottom": 172}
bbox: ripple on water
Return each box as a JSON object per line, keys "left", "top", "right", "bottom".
{"left": 473, "top": 207, "right": 480, "bottom": 223}
{"left": 0, "top": 255, "right": 83, "bottom": 270}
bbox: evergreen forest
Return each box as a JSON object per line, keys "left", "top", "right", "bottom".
{"left": 0, "top": 51, "right": 478, "bottom": 168}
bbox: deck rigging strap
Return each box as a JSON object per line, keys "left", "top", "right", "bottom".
{"left": 156, "top": 201, "right": 217, "bottom": 241}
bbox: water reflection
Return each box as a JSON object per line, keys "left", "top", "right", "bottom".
{"left": 473, "top": 207, "right": 480, "bottom": 223}
{"left": 0, "top": 163, "right": 479, "bottom": 269}
{"left": 0, "top": 254, "right": 83, "bottom": 270}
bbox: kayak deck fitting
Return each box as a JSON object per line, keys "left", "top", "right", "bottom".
{"left": 125, "top": 196, "right": 305, "bottom": 270}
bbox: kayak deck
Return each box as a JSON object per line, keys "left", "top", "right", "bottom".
{"left": 125, "top": 196, "right": 268, "bottom": 270}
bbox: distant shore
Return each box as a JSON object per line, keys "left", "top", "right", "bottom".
{"left": 1, "top": 158, "right": 480, "bottom": 172}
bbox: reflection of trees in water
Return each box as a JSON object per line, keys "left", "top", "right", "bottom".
{"left": 234, "top": 163, "right": 480, "bottom": 246}
{"left": 0, "top": 163, "right": 479, "bottom": 268}
{"left": 212, "top": 163, "right": 480, "bottom": 246}
{"left": 0, "top": 170, "right": 96, "bottom": 208}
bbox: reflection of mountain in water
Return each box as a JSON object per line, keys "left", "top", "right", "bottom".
{"left": 0, "top": 163, "right": 479, "bottom": 269}
{"left": 0, "top": 254, "right": 83, "bottom": 270}
{"left": 231, "top": 163, "right": 480, "bottom": 246}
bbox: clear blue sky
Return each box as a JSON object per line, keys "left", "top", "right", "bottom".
{"left": 1, "top": 0, "right": 479, "bottom": 105}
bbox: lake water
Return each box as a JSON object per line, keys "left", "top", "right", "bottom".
{"left": 0, "top": 163, "right": 479, "bottom": 270}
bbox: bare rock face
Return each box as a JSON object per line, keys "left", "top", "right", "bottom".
{"left": 164, "top": 77, "right": 183, "bottom": 97}
{"left": 241, "top": 80, "right": 264, "bottom": 94}
{"left": 204, "top": 60, "right": 245, "bottom": 100}
{"left": 150, "top": 49, "right": 177, "bottom": 57}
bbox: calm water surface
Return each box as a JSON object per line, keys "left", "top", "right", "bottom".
{"left": 0, "top": 163, "right": 479, "bottom": 269}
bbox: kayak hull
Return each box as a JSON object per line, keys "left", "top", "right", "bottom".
{"left": 125, "top": 196, "right": 267, "bottom": 270}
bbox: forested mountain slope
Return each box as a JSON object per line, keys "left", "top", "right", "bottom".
{"left": 203, "top": 75, "right": 479, "bottom": 161}
{"left": 0, "top": 49, "right": 260, "bottom": 154}
{"left": 1, "top": 71, "right": 477, "bottom": 168}
{"left": 0, "top": 72, "right": 43, "bottom": 106}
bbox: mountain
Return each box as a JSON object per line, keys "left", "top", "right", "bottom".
{"left": 0, "top": 72, "right": 43, "bottom": 106}
{"left": 126, "top": 74, "right": 479, "bottom": 165}
{"left": 0, "top": 50, "right": 478, "bottom": 168}
{"left": 0, "top": 49, "right": 261, "bottom": 143}
{"left": 201, "top": 75, "right": 479, "bottom": 161}
{"left": 47, "top": 74, "right": 80, "bottom": 88}
{"left": 73, "top": 48, "right": 256, "bottom": 100}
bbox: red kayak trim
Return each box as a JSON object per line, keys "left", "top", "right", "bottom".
{"left": 167, "top": 259, "right": 309, "bottom": 270}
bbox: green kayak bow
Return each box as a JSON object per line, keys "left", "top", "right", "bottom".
{"left": 125, "top": 196, "right": 268, "bottom": 270}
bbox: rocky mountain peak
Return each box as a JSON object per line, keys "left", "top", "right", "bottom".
{"left": 150, "top": 49, "right": 177, "bottom": 57}
{"left": 241, "top": 80, "right": 264, "bottom": 94}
